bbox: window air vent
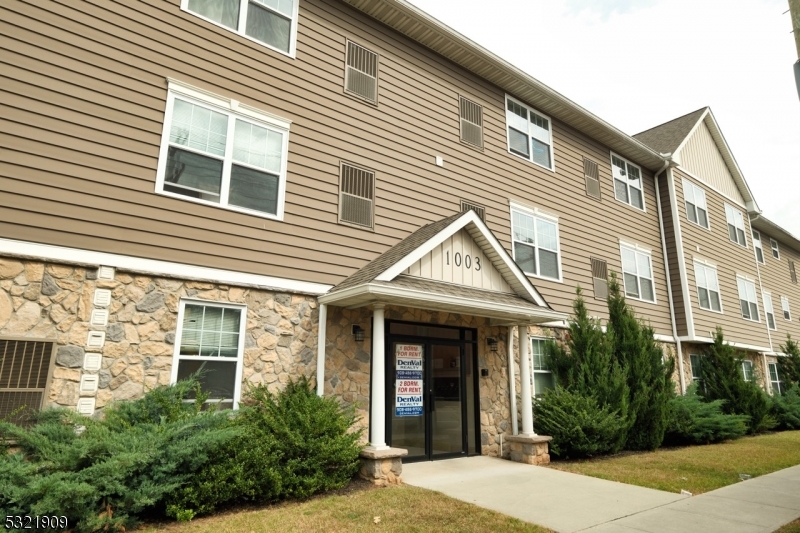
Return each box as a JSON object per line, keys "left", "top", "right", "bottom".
{"left": 460, "top": 200, "right": 486, "bottom": 221}
{"left": 459, "top": 97, "right": 483, "bottom": 148}
{"left": 584, "top": 158, "right": 601, "bottom": 199}
{"left": 339, "top": 163, "right": 375, "bottom": 229}
{"left": 345, "top": 41, "right": 378, "bottom": 103}
{"left": 0, "top": 339, "right": 56, "bottom": 426}
{"left": 591, "top": 257, "right": 609, "bottom": 299}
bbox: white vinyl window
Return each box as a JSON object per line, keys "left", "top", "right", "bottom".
{"left": 725, "top": 204, "right": 747, "bottom": 247}
{"left": 611, "top": 153, "right": 645, "bottom": 211}
{"left": 770, "top": 238, "right": 780, "bottom": 259}
{"left": 781, "top": 296, "right": 792, "bottom": 321}
{"left": 171, "top": 300, "right": 246, "bottom": 409}
{"left": 736, "top": 275, "right": 760, "bottom": 322}
{"left": 741, "top": 360, "right": 754, "bottom": 382}
{"left": 155, "top": 81, "right": 290, "bottom": 220}
{"left": 690, "top": 353, "right": 705, "bottom": 391}
{"left": 683, "top": 179, "right": 709, "bottom": 229}
{"left": 530, "top": 338, "right": 555, "bottom": 397}
{"left": 511, "top": 206, "right": 562, "bottom": 281}
{"left": 620, "top": 242, "right": 655, "bottom": 303}
{"left": 769, "top": 362, "right": 782, "bottom": 395}
{"left": 753, "top": 230, "right": 765, "bottom": 264}
{"left": 505, "top": 95, "right": 554, "bottom": 170}
{"left": 181, "top": 0, "right": 299, "bottom": 56}
{"left": 694, "top": 261, "right": 722, "bottom": 313}
{"left": 763, "top": 292, "right": 777, "bottom": 330}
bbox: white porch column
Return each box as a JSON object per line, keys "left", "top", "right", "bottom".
{"left": 315, "top": 303, "right": 327, "bottom": 396}
{"left": 508, "top": 325, "right": 519, "bottom": 435}
{"left": 518, "top": 324, "right": 536, "bottom": 436}
{"left": 368, "top": 304, "right": 388, "bottom": 450}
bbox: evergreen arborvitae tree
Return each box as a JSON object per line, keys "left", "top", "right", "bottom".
{"left": 545, "top": 287, "right": 629, "bottom": 452}
{"left": 606, "top": 274, "right": 675, "bottom": 450}
{"left": 777, "top": 335, "right": 800, "bottom": 388}
{"left": 701, "top": 327, "right": 771, "bottom": 434}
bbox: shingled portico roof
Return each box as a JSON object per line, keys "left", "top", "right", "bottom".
{"left": 319, "top": 211, "right": 565, "bottom": 325}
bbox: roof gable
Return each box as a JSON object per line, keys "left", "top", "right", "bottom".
{"left": 633, "top": 108, "right": 706, "bottom": 155}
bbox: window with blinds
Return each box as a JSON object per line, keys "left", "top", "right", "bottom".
{"left": 345, "top": 41, "right": 378, "bottom": 104}
{"left": 584, "top": 158, "right": 601, "bottom": 199}
{"left": 339, "top": 163, "right": 375, "bottom": 229}
{"left": 460, "top": 200, "right": 486, "bottom": 221}
{"left": 590, "top": 257, "right": 608, "bottom": 299}
{"left": 0, "top": 339, "right": 56, "bottom": 426}
{"left": 459, "top": 97, "right": 483, "bottom": 148}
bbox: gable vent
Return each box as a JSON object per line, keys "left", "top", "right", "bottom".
{"left": 584, "top": 158, "right": 601, "bottom": 199}
{"left": 460, "top": 200, "right": 486, "bottom": 221}
{"left": 0, "top": 339, "right": 56, "bottom": 426}
{"left": 339, "top": 163, "right": 375, "bottom": 228}
{"left": 791, "top": 260, "right": 797, "bottom": 284}
{"left": 345, "top": 41, "right": 378, "bottom": 104}
{"left": 459, "top": 97, "right": 483, "bottom": 148}
{"left": 591, "top": 257, "right": 608, "bottom": 300}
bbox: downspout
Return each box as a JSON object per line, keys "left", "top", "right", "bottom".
{"left": 749, "top": 214, "right": 773, "bottom": 394}
{"left": 654, "top": 156, "right": 686, "bottom": 394}
{"left": 316, "top": 303, "right": 328, "bottom": 396}
{"left": 508, "top": 325, "right": 518, "bottom": 435}
{"left": 665, "top": 166, "right": 696, "bottom": 341}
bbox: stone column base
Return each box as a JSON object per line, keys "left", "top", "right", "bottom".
{"left": 359, "top": 447, "right": 408, "bottom": 486}
{"left": 505, "top": 435, "right": 552, "bottom": 465}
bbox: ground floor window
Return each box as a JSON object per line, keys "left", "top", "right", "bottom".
{"left": 768, "top": 362, "right": 782, "bottom": 395}
{"left": 171, "top": 300, "right": 246, "bottom": 409}
{"left": 689, "top": 353, "right": 705, "bottom": 391}
{"left": 741, "top": 360, "right": 754, "bottom": 382}
{"left": 531, "top": 337, "right": 554, "bottom": 396}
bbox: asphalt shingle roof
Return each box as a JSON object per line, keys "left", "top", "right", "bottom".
{"left": 633, "top": 108, "right": 707, "bottom": 155}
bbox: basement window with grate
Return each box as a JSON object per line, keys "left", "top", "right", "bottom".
{"left": 0, "top": 339, "right": 56, "bottom": 426}
{"left": 339, "top": 163, "right": 375, "bottom": 229}
{"left": 459, "top": 97, "right": 483, "bottom": 148}
{"left": 345, "top": 41, "right": 378, "bottom": 104}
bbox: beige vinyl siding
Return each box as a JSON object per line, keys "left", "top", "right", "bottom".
{"left": 674, "top": 170, "right": 769, "bottom": 348}
{"left": 0, "top": 0, "right": 672, "bottom": 335}
{"left": 753, "top": 231, "right": 800, "bottom": 347}
{"left": 679, "top": 120, "right": 745, "bottom": 204}
{"left": 658, "top": 173, "right": 688, "bottom": 336}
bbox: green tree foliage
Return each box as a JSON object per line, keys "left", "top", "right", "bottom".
{"left": 545, "top": 287, "right": 629, "bottom": 453}
{"left": 663, "top": 384, "right": 748, "bottom": 445}
{"left": 700, "top": 327, "right": 773, "bottom": 434}
{"left": 769, "top": 385, "right": 800, "bottom": 430}
{"left": 606, "top": 274, "right": 675, "bottom": 451}
{"left": 777, "top": 335, "right": 800, "bottom": 388}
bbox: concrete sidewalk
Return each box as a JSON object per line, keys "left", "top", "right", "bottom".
{"left": 402, "top": 456, "right": 800, "bottom": 532}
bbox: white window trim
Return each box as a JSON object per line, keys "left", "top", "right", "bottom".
{"left": 781, "top": 295, "right": 792, "bottom": 321}
{"left": 736, "top": 274, "right": 760, "bottom": 323}
{"left": 682, "top": 178, "right": 711, "bottom": 230}
{"left": 763, "top": 291, "right": 777, "bottom": 331}
{"left": 155, "top": 79, "right": 291, "bottom": 221}
{"left": 530, "top": 337, "right": 554, "bottom": 397}
{"left": 741, "top": 360, "right": 754, "bottom": 382}
{"left": 724, "top": 203, "right": 748, "bottom": 248}
{"left": 619, "top": 240, "right": 657, "bottom": 304}
{"left": 768, "top": 362, "right": 782, "bottom": 395}
{"left": 180, "top": 0, "right": 300, "bottom": 58}
{"left": 770, "top": 238, "right": 780, "bottom": 260}
{"left": 504, "top": 95, "right": 556, "bottom": 172}
{"left": 170, "top": 298, "right": 247, "bottom": 409}
{"left": 753, "top": 230, "right": 765, "bottom": 264}
{"left": 509, "top": 202, "right": 563, "bottom": 283}
{"left": 610, "top": 152, "right": 646, "bottom": 212}
{"left": 689, "top": 353, "right": 705, "bottom": 384}
{"left": 693, "top": 260, "right": 723, "bottom": 314}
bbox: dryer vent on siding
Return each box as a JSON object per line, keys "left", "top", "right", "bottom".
{"left": 591, "top": 257, "right": 609, "bottom": 299}
{"left": 460, "top": 200, "right": 486, "bottom": 221}
{"left": 345, "top": 41, "right": 378, "bottom": 103}
{"left": 339, "top": 163, "right": 375, "bottom": 228}
{"left": 584, "top": 158, "right": 601, "bottom": 199}
{"left": 459, "top": 97, "right": 483, "bottom": 148}
{"left": 0, "top": 339, "right": 56, "bottom": 426}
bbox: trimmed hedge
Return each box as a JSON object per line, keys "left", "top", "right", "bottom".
{"left": 663, "top": 384, "right": 748, "bottom": 445}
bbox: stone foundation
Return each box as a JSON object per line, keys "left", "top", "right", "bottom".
{"left": 505, "top": 434, "right": 552, "bottom": 465}
{"left": 358, "top": 447, "right": 408, "bottom": 486}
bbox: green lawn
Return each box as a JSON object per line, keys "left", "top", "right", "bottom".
{"left": 546, "top": 430, "right": 800, "bottom": 495}
{"left": 777, "top": 519, "right": 800, "bottom": 533}
{"left": 140, "top": 483, "right": 549, "bottom": 533}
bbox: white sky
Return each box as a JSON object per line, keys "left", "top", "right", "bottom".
{"left": 408, "top": 0, "right": 800, "bottom": 236}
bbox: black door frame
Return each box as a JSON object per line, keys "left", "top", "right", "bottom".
{"left": 384, "top": 320, "right": 480, "bottom": 462}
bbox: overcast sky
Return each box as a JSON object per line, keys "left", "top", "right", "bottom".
{"left": 408, "top": 0, "right": 800, "bottom": 236}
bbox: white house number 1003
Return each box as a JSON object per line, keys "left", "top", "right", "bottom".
{"left": 445, "top": 251, "right": 481, "bottom": 271}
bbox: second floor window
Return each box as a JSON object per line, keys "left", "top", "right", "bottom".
{"left": 505, "top": 96, "right": 554, "bottom": 170}
{"left": 736, "top": 275, "right": 759, "bottom": 322}
{"left": 620, "top": 243, "right": 655, "bottom": 303}
{"left": 511, "top": 206, "right": 561, "bottom": 281}
{"left": 694, "top": 261, "right": 721, "bottom": 312}
{"left": 763, "top": 292, "right": 777, "bottom": 330}
{"left": 683, "top": 179, "right": 709, "bottom": 229}
{"left": 611, "top": 154, "right": 644, "bottom": 211}
{"left": 725, "top": 204, "right": 747, "bottom": 247}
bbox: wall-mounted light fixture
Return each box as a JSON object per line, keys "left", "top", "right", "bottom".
{"left": 352, "top": 325, "right": 365, "bottom": 342}
{"left": 487, "top": 337, "right": 498, "bottom": 353}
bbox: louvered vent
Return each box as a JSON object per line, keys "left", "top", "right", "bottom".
{"left": 339, "top": 163, "right": 375, "bottom": 228}
{"left": 0, "top": 339, "right": 55, "bottom": 426}
{"left": 791, "top": 260, "right": 797, "bottom": 284}
{"left": 460, "top": 200, "right": 486, "bottom": 221}
{"left": 584, "top": 158, "right": 601, "bottom": 199}
{"left": 459, "top": 97, "right": 483, "bottom": 148}
{"left": 345, "top": 41, "right": 378, "bottom": 103}
{"left": 591, "top": 258, "right": 609, "bottom": 300}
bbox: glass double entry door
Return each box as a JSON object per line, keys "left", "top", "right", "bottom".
{"left": 386, "top": 321, "right": 479, "bottom": 461}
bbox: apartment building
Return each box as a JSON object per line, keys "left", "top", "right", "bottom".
{"left": 1, "top": 0, "right": 797, "bottom": 465}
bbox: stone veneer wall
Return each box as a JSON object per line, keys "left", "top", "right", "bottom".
{"left": 0, "top": 257, "right": 319, "bottom": 413}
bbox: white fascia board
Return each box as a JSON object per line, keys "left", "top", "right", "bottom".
{"left": 678, "top": 335, "right": 771, "bottom": 353}
{"left": 1, "top": 238, "right": 332, "bottom": 295}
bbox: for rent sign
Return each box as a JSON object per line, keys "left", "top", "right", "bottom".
{"left": 395, "top": 344, "right": 423, "bottom": 417}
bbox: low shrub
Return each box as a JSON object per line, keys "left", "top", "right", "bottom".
{"left": 770, "top": 385, "right": 800, "bottom": 430}
{"left": 663, "top": 384, "right": 748, "bottom": 446}
{"left": 533, "top": 388, "right": 627, "bottom": 458}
